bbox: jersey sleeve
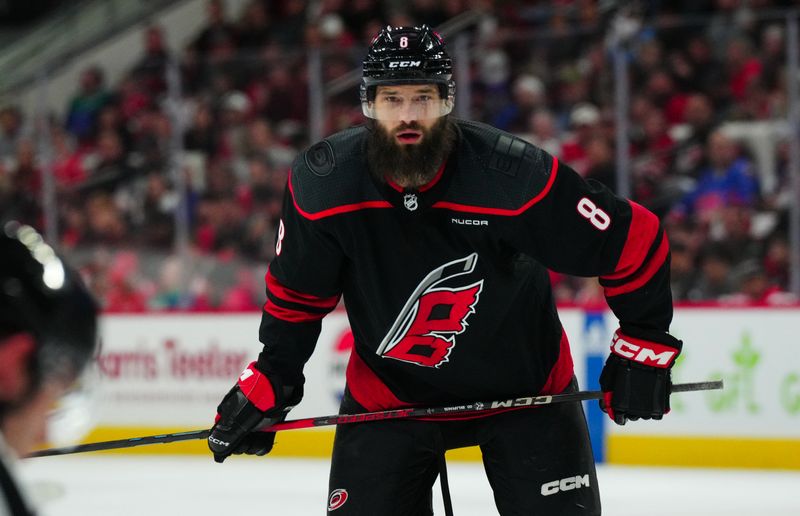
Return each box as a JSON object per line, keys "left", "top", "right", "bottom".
{"left": 257, "top": 178, "right": 345, "bottom": 385}
{"left": 509, "top": 156, "right": 673, "bottom": 331}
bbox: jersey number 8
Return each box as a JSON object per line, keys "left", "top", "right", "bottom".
{"left": 276, "top": 219, "right": 286, "bottom": 255}
{"left": 577, "top": 197, "right": 611, "bottom": 230}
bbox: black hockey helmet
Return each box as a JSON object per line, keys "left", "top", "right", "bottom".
{"left": 360, "top": 24, "right": 455, "bottom": 118}
{"left": 0, "top": 221, "right": 98, "bottom": 390}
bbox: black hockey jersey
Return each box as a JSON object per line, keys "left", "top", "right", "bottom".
{"left": 257, "top": 119, "right": 672, "bottom": 411}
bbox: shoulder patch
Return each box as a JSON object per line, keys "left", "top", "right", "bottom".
{"left": 489, "top": 133, "right": 527, "bottom": 177}
{"left": 305, "top": 140, "right": 335, "bottom": 177}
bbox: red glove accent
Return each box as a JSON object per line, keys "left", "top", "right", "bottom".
{"left": 236, "top": 361, "right": 276, "bottom": 412}
{"left": 610, "top": 330, "right": 679, "bottom": 368}
{"left": 602, "top": 391, "right": 615, "bottom": 421}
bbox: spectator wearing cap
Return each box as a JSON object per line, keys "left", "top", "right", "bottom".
{"left": 493, "top": 74, "right": 546, "bottom": 133}
{"left": 217, "top": 91, "right": 252, "bottom": 164}
{"left": 560, "top": 102, "right": 601, "bottom": 176}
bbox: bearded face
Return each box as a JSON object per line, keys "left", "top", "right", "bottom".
{"left": 365, "top": 84, "right": 457, "bottom": 188}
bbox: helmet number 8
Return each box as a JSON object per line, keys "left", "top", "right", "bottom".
{"left": 400, "top": 36, "right": 408, "bottom": 48}
{"left": 577, "top": 197, "right": 610, "bottom": 230}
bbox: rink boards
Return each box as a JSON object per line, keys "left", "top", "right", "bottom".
{"left": 72, "top": 307, "right": 800, "bottom": 469}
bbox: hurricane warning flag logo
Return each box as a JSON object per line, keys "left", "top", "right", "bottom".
{"left": 376, "top": 254, "right": 483, "bottom": 368}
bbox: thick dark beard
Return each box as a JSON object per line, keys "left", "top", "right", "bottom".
{"left": 367, "top": 117, "right": 457, "bottom": 188}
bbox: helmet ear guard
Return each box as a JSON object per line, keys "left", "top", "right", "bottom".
{"left": 360, "top": 24, "right": 456, "bottom": 120}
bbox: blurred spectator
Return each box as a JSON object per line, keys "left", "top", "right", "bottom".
{"left": 682, "top": 34, "right": 726, "bottom": 101}
{"left": 217, "top": 91, "right": 252, "bottom": 165}
{"left": 518, "top": 109, "right": 561, "bottom": 157}
{"left": 95, "top": 104, "right": 132, "bottom": 153}
{"left": 193, "top": 0, "right": 238, "bottom": 55}
{"left": 236, "top": 0, "right": 271, "bottom": 50}
{"left": 759, "top": 24, "right": 785, "bottom": 91}
{"left": 6, "top": 139, "right": 41, "bottom": 225}
{"left": 51, "top": 127, "right": 88, "bottom": 191}
{"left": 0, "top": 105, "right": 26, "bottom": 160}
{"left": 583, "top": 136, "right": 615, "bottom": 192}
{"left": 131, "top": 25, "right": 171, "bottom": 97}
{"left": 65, "top": 66, "right": 112, "bottom": 143}
{"left": 138, "top": 171, "right": 177, "bottom": 249}
{"left": 84, "top": 193, "right": 128, "bottom": 244}
{"left": 763, "top": 234, "right": 790, "bottom": 289}
{"left": 117, "top": 76, "right": 153, "bottom": 123}
{"left": 673, "top": 93, "right": 717, "bottom": 177}
{"left": 244, "top": 118, "right": 295, "bottom": 170}
{"left": 709, "top": 205, "right": 763, "bottom": 268}
{"left": 132, "top": 108, "right": 171, "bottom": 170}
{"left": 259, "top": 67, "right": 307, "bottom": 124}
{"left": 726, "top": 258, "right": 797, "bottom": 305}
{"left": 686, "top": 244, "right": 735, "bottom": 301}
{"left": 669, "top": 241, "right": 698, "bottom": 302}
{"left": 560, "top": 102, "right": 601, "bottom": 176}
{"left": 150, "top": 256, "right": 188, "bottom": 310}
{"left": 672, "top": 129, "right": 759, "bottom": 223}
{"left": 493, "top": 74, "right": 546, "bottom": 133}
{"left": 219, "top": 267, "right": 261, "bottom": 310}
{"left": 60, "top": 202, "right": 88, "bottom": 249}
{"left": 269, "top": 0, "right": 308, "bottom": 48}
{"left": 103, "top": 251, "right": 149, "bottom": 312}
{"left": 184, "top": 101, "right": 218, "bottom": 156}
{"left": 725, "top": 36, "right": 763, "bottom": 103}
{"left": 83, "top": 130, "right": 134, "bottom": 193}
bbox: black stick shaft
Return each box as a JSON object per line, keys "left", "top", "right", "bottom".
{"left": 27, "top": 380, "right": 722, "bottom": 458}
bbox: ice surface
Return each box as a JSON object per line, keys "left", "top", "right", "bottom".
{"left": 17, "top": 455, "right": 800, "bottom": 515}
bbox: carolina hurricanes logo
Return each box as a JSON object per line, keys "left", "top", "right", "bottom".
{"left": 376, "top": 254, "right": 483, "bottom": 368}
{"left": 328, "top": 488, "right": 348, "bottom": 511}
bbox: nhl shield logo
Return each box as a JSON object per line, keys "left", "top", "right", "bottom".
{"left": 403, "top": 193, "right": 419, "bottom": 211}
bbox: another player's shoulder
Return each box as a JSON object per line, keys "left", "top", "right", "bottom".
{"left": 450, "top": 119, "right": 558, "bottom": 209}
{"left": 290, "top": 125, "right": 380, "bottom": 218}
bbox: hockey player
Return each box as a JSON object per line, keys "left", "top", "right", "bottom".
{"left": 0, "top": 222, "right": 98, "bottom": 516}
{"left": 209, "top": 25, "right": 681, "bottom": 515}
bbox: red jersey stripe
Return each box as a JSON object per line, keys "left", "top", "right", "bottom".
{"left": 539, "top": 328, "right": 575, "bottom": 395}
{"left": 602, "top": 201, "right": 660, "bottom": 281}
{"left": 603, "top": 232, "right": 669, "bottom": 297}
{"left": 430, "top": 156, "right": 559, "bottom": 215}
{"left": 288, "top": 170, "right": 392, "bottom": 220}
{"left": 263, "top": 299, "right": 327, "bottom": 323}
{"left": 265, "top": 269, "right": 340, "bottom": 310}
{"left": 346, "top": 350, "right": 409, "bottom": 411}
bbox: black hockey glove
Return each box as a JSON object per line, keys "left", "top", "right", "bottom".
{"left": 599, "top": 326, "right": 682, "bottom": 426}
{"left": 208, "top": 362, "right": 301, "bottom": 463}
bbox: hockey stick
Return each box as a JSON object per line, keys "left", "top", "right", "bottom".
{"left": 27, "top": 380, "right": 722, "bottom": 458}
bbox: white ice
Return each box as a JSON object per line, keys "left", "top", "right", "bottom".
{"left": 17, "top": 455, "right": 800, "bottom": 515}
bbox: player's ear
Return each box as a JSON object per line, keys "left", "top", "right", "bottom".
{"left": 0, "top": 333, "right": 36, "bottom": 399}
